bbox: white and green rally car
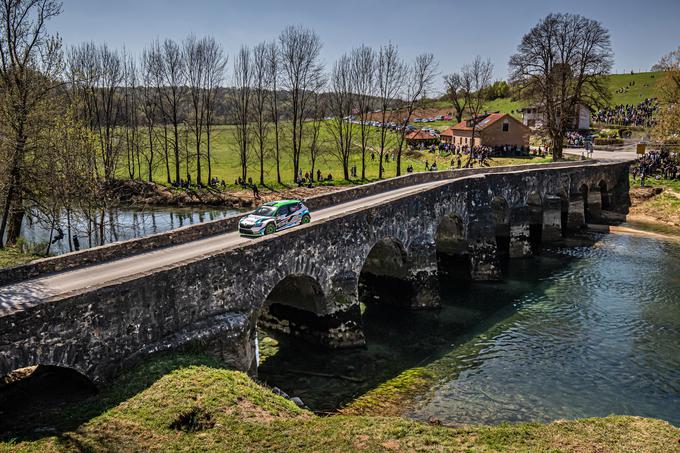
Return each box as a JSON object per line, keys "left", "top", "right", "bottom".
{"left": 238, "top": 200, "right": 311, "bottom": 237}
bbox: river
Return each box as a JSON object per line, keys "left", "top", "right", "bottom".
{"left": 17, "top": 206, "right": 242, "bottom": 255}
{"left": 258, "top": 224, "right": 680, "bottom": 426}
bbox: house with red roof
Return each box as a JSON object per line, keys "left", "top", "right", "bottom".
{"left": 405, "top": 129, "right": 438, "bottom": 147}
{"left": 440, "top": 113, "right": 530, "bottom": 149}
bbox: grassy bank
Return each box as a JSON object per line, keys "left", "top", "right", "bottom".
{"left": 629, "top": 175, "right": 680, "bottom": 226}
{"left": 2, "top": 354, "right": 678, "bottom": 452}
{"left": 0, "top": 247, "right": 42, "bottom": 270}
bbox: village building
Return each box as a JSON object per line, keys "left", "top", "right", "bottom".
{"left": 405, "top": 129, "right": 438, "bottom": 148}
{"left": 440, "top": 113, "right": 530, "bottom": 149}
{"left": 520, "top": 103, "right": 591, "bottom": 130}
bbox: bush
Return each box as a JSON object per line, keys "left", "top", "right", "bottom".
{"left": 599, "top": 128, "right": 619, "bottom": 139}
{"left": 618, "top": 128, "right": 633, "bottom": 138}
{"left": 14, "top": 237, "right": 49, "bottom": 256}
{"left": 594, "top": 137, "right": 624, "bottom": 146}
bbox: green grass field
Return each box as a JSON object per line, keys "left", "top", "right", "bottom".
{"left": 429, "top": 72, "right": 662, "bottom": 119}
{"left": 603, "top": 71, "right": 660, "bottom": 105}
{"left": 2, "top": 353, "right": 678, "bottom": 452}
{"left": 121, "top": 122, "right": 551, "bottom": 190}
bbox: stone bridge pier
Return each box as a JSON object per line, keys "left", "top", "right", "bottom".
{"left": 0, "top": 161, "right": 631, "bottom": 386}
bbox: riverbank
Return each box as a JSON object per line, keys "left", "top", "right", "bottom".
{"left": 1, "top": 354, "right": 678, "bottom": 452}
{"left": 628, "top": 180, "right": 680, "bottom": 226}
{"left": 0, "top": 247, "right": 43, "bottom": 270}
{"left": 112, "top": 156, "right": 553, "bottom": 208}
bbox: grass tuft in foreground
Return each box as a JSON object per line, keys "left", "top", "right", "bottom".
{"left": 2, "top": 353, "right": 679, "bottom": 452}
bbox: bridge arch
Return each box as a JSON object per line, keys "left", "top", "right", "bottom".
{"left": 359, "top": 237, "right": 413, "bottom": 307}
{"left": 435, "top": 213, "right": 471, "bottom": 286}
{"left": 257, "top": 273, "right": 364, "bottom": 349}
{"left": 0, "top": 364, "right": 97, "bottom": 432}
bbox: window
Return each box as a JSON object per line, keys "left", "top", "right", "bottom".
{"left": 276, "top": 205, "right": 289, "bottom": 217}
{"left": 502, "top": 121, "right": 509, "bottom": 132}
{"left": 253, "top": 206, "right": 277, "bottom": 217}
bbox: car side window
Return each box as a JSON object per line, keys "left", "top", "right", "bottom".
{"left": 291, "top": 203, "right": 301, "bottom": 212}
{"left": 277, "top": 206, "right": 288, "bottom": 216}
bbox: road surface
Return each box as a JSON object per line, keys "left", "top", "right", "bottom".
{"left": 563, "top": 146, "right": 637, "bottom": 162}
{"left": 0, "top": 179, "right": 455, "bottom": 313}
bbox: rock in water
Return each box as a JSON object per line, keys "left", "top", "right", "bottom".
{"left": 290, "top": 396, "right": 305, "bottom": 408}
{"left": 271, "top": 387, "right": 289, "bottom": 399}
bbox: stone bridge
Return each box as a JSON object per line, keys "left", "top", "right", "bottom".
{"left": 0, "top": 161, "right": 630, "bottom": 385}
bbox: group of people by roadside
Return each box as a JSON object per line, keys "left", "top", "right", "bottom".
{"left": 632, "top": 149, "right": 679, "bottom": 187}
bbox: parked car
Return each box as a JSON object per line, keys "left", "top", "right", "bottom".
{"left": 238, "top": 200, "right": 311, "bottom": 237}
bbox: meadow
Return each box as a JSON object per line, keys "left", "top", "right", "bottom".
{"left": 124, "top": 122, "right": 550, "bottom": 190}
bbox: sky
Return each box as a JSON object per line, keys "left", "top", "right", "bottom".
{"left": 53, "top": 0, "right": 680, "bottom": 93}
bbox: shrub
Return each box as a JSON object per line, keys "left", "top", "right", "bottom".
{"left": 594, "top": 137, "right": 624, "bottom": 146}
{"left": 599, "top": 128, "right": 620, "bottom": 139}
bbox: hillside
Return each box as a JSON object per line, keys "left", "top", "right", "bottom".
{"left": 429, "top": 71, "right": 662, "bottom": 119}
{"left": 2, "top": 354, "right": 679, "bottom": 452}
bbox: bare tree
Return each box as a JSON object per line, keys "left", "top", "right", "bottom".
{"left": 376, "top": 43, "right": 406, "bottom": 179}
{"left": 328, "top": 54, "right": 355, "bottom": 180}
{"left": 443, "top": 72, "right": 468, "bottom": 123}
{"left": 145, "top": 40, "right": 172, "bottom": 183}
{"left": 123, "top": 50, "right": 141, "bottom": 180}
{"left": 183, "top": 35, "right": 207, "bottom": 186}
{"left": 279, "top": 25, "right": 324, "bottom": 182}
{"left": 307, "top": 90, "right": 326, "bottom": 182}
{"left": 509, "top": 13, "right": 612, "bottom": 159}
{"left": 352, "top": 45, "right": 376, "bottom": 180}
{"left": 141, "top": 46, "right": 161, "bottom": 181}
{"left": 233, "top": 45, "right": 252, "bottom": 182}
{"left": 266, "top": 41, "right": 282, "bottom": 184}
{"left": 461, "top": 56, "right": 493, "bottom": 166}
{"left": 252, "top": 42, "right": 270, "bottom": 185}
{"left": 202, "top": 37, "right": 226, "bottom": 183}
{"left": 159, "top": 38, "right": 186, "bottom": 182}
{"left": 652, "top": 45, "right": 680, "bottom": 72}
{"left": 395, "top": 53, "right": 438, "bottom": 175}
{"left": 67, "top": 42, "right": 126, "bottom": 183}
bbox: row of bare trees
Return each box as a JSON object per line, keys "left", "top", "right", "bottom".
{"left": 67, "top": 36, "right": 228, "bottom": 186}
{"left": 0, "top": 0, "right": 436, "bottom": 249}
{"left": 328, "top": 43, "right": 438, "bottom": 180}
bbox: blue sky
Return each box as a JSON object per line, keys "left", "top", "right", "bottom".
{"left": 54, "top": 0, "right": 679, "bottom": 91}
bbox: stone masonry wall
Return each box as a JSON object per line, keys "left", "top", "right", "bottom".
{"left": 0, "top": 161, "right": 630, "bottom": 385}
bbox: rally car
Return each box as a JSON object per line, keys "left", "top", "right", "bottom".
{"left": 238, "top": 200, "right": 311, "bottom": 237}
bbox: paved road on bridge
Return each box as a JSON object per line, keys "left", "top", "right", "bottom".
{"left": 564, "top": 147, "right": 637, "bottom": 162}
{"left": 0, "top": 178, "right": 455, "bottom": 313}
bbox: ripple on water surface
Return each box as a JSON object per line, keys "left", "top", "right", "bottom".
{"left": 410, "top": 232, "right": 680, "bottom": 426}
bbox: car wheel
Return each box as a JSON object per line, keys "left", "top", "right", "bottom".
{"left": 301, "top": 214, "right": 311, "bottom": 224}
{"left": 265, "top": 223, "right": 276, "bottom": 235}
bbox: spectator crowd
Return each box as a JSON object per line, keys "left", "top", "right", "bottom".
{"left": 593, "top": 98, "right": 658, "bottom": 127}
{"left": 632, "top": 149, "right": 679, "bottom": 186}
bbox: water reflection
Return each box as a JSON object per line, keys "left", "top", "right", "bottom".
{"left": 259, "top": 228, "right": 680, "bottom": 426}
{"left": 18, "top": 206, "right": 242, "bottom": 255}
